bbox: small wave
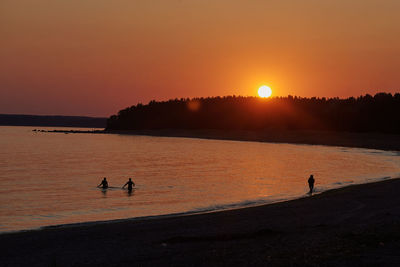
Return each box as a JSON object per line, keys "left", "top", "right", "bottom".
{"left": 329, "top": 176, "right": 393, "bottom": 190}
{"left": 188, "top": 197, "right": 290, "bottom": 214}
{"left": 332, "top": 180, "right": 354, "bottom": 185}
{"left": 366, "top": 176, "right": 391, "bottom": 182}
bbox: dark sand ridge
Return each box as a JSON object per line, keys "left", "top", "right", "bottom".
{"left": 48, "top": 129, "right": 400, "bottom": 151}
{"left": 1, "top": 178, "right": 400, "bottom": 266}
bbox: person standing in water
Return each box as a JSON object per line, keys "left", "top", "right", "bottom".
{"left": 123, "top": 178, "right": 135, "bottom": 192}
{"left": 308, "top": 175, "right": 315, "bottom": 193}
{"left": 98, "top": 177, "right": 108, "bottom": 189}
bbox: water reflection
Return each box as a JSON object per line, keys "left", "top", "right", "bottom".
{"left": 126, "top": 189, "right": 135, "bottom": 197}
{"left": 0, "top": 126, "right": 399, "bottom": 232}
{"left": 101, "top": 189, "right": 107, "bottom": 197}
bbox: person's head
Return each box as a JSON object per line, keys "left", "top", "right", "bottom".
{"left": 310, "top": 175, "right": 313, "bottom": 178}
{"left": 129, "top": 178, "right": 132, "bottom": 181}
{"left": 103, "top": 177, "right": 107, "bottom": 180}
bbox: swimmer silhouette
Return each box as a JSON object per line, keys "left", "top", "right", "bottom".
{"left": 308, "top": 175, "right": 315, "bottom": 193}
{"left": 122, "top": 178, "right": 135, "bottom": 192}
{"left": 98, "top": 177, "right": 108, "bottom": 189}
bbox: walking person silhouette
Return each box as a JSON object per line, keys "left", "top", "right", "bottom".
{"left": 308, "top": 175, "right": 315, "bottom": 193}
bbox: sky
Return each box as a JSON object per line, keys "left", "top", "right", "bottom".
{"left": 1, "top": 0, "right": 400, "bottom": 117}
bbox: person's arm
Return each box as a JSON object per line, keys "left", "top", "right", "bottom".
{"left": 122, "top": 182, "right": 127, "bottom": 188}
{"left": 97, "top": 182, "right": 102, "bottom": 187}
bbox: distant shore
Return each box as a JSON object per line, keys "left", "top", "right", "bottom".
{"left": 1, "top": 178, "right": 400, "bottom": 266}
{"left": 46, "top": 128, "right": 400, "bottom": 151}
{"left": 0, "top": 114, "right": 107, "bottom": 128}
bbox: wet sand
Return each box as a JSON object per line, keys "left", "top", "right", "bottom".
{"left": 1, "top": 178, "right": 400, "bottom": 266}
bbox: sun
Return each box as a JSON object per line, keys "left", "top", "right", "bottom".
{"left": 258, "top": 85, "right": 272, "bottom": 98}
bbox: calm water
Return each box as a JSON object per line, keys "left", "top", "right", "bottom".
{"left": 0, "top": 126, "right": 399, "bottom": 233}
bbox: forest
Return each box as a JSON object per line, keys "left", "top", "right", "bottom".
{"left": 106, "top": 93, "right": 400, "bottom": 134}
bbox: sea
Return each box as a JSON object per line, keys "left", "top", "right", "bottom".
{"left": 0, "top": 126, "right": 399, "bottom": 233}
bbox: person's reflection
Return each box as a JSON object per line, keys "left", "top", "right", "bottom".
{"left": 101, "top": 188, "right": 107, "bottom": 197}
{"left": 126, "top": 189, "right": 134, "bottom": 197}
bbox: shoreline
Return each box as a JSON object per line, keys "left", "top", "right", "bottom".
{"left": 1, "top": 178, "right": 400, "bottom": 266}
{"left": 0, "top": 176, "right": 393, "bottom": 235}
{"left": 45, "top": 128, "right": 400, "bottom": 151}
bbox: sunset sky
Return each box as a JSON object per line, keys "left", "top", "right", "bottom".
{"left": 1, "top": 0, "right": 400, "bottom": 116}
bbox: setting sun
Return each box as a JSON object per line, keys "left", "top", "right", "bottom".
{"left": 258, "top": 85, "right": 272, "bottom": 98}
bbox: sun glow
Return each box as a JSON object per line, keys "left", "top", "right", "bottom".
{"left": 258, "top": 85, "right": 272, "bottom": 98}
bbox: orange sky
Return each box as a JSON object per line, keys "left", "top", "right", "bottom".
{"left": 1, "top": 0, "right": 399, "bottom": 116}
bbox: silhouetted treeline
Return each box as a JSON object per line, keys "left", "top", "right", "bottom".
{"left": 0, "top": 114, "right": 107, "bottom": 128}
{"left": 106, "top": 93, "right": 400, "bottom": 133}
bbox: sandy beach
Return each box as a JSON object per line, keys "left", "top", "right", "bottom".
{"left": 1, "top": 178, "right": 400, "bottom": 266}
